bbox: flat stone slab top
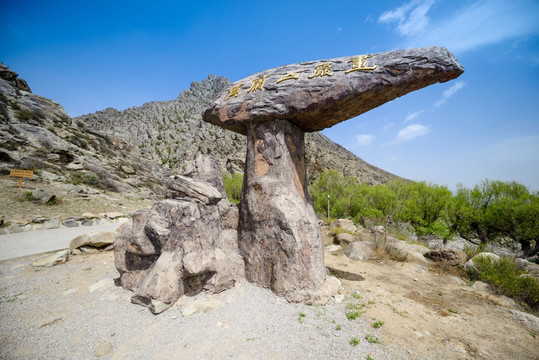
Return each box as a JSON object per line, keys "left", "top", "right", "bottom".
{"left": 203, "top": 46, "right": 463, "bottom": 134}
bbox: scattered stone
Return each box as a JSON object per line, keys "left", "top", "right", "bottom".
{"left": 93, "top": 341, "right": 113, "bottom": 357}
{"left": 104, "top": 212, "right": 124, "bottom": 219}
{"left": 88, "top": 278, "right": 114, "bottom": 293}
{"left": 63, "top": 288, "right": 78, "bottom": 296}
{"left": 344, "top": 242, "right": 373, "bottom": 261}
{"left": 43, "top": 218, "right": 61, "bottom": 230}
{"left": 120, "top": 165, "right": 135, "bottom": 174}
{"left": 6, "top": 224, "right": 24, "bottom": 233}
{"left": 81, "top": 219, "right": 93, "bottom": 226}
{"left": 333, "top": 233, "right": 357, "bottom": 247}
{"left": 70, "top": 231, "right": 116, "bottom": 249}
{"left": 32, "top": 189, "right": 56, "bottom": 204}
{"left": 80, "top": 246, "right": 98, "bottom": 254}
{"left": 32, "top": 217, "right": 47, "bottom": 224}
{"left": 408, "top": 252, "right": 429, "bottom": 264}
{"left": 333, "top": 294, "right": 345, "bottom": 303}
{"left": 62, "top": 219, "right": 79, "bottom": 228}
{"left": 181, "top": 304, "right": 197, "bottom": 317}
{"left": 32, "top": 250, "right": 69, "bottom": 267}
{"left": 325, "top": 245, "right": 342, "bottom": 253}
{"left": 65, "top": 162, "right": 83, "bottom": 170}
{"left": 71, "top": 248, "right": 81, "bottom": 255}
{"left": 515, "top": 258, "right": 539, "bottom": 274}
{"left": 330, "top": 219, "right": 359, "bottom": 235}
{"left": 82, "top": 212, "right": 97, "bottom": 219}
{"left": 472, "top": 281, "right": 491, "bottom": 292}
{"left": 510, "top": 309, "right": 539, "bottom": 333}
{"left": 425, "top": 249, "right": 467, "bottom": 267}
{"left": 104, "top": 244, "right": 114, "bottom": 251}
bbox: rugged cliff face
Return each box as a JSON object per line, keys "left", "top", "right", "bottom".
{"left": 0, "top": 63, "right": 396, "bottom": 199}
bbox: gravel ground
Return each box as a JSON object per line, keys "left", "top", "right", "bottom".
{"left": 0, "top": 251, "right": 420, "bottom": 360}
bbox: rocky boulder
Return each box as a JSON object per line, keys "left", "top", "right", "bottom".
{"left": 114, "top": 155, "right": 244, "bottom": 314}
{"left": 425, "top": 249, "right": 467, "bottom": 267}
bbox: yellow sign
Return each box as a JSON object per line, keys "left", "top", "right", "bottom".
{"left": 276, "top": 72, "right": 300, "bottom": 84}
{"left": 10, "top": 169, "right": 33, "bottom": 178}
{"left": 345, "top": 55, "right": 377, "bottom": 73}
{"left": 247, "top": 75, "right": 269, "bottom": 93}
{"left": 10, "top": 169, "right": 33, "bottom": 189}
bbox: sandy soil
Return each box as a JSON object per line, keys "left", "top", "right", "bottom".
{"left": 1, "top": 243, "right": 537, "bottom": 359}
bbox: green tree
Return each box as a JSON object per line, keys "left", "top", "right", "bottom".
{"left": 223, "top": 173, "right": 243, "bottom": 204}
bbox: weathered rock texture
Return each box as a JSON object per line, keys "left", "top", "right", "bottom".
{"left": 114, "top": 156, "right": 243, "bottom": 313}
{"left": 239, "top": 119, "right": 333, "bottom": 303}
{"left": 203, "top": 47, "right": 464, "bottom": 134}
{"left": 203, "top": 47, "right": 463, "bottom": 304}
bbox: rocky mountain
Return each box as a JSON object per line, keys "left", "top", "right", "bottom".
{"left": 0, "top": 62, "right": 397, "bottom": 199}
{"left": 0, "top": 62, "right": 167, "bottom": 197}
{"left": 75, "top": 75, "right": 396, "bottom": 185}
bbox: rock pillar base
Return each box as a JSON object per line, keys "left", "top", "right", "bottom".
{"left": 239, "top": 119, "right": 337, "bottom": 304}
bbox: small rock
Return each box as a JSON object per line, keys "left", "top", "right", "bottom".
{"left": 120, "top": 165, "right": 135, "bottom": 174}
{"left": 42, "top": 218, "right": 61, "bottom": 230}
{"left": 408, "top": 252, "right": 429, "bottom": 264}
{"left": 333, "top": 294, "right": 344, "bottom": 303}
{"left": 333, "top": 233, "right": 357, "bottom": 247}
{"left": 325, "top": 244, "right": 342, "bottom": 252}
{"left": 71, "top": 249, "right": 82, "bottom": 255}
{"left": 63, "top": 288, "right": 78, "bottom": 295}
{"left": 344, "top": 242, "right": 373, "bottom": 261}
{"left": 472, "top": 281, "right": 491, "bottom": 292}
{"left": 62, "top": 219, "right": 79, "bottom": 228}
{"left": 81, "top": 219, "right": 94, "bottom": 226}
{"left": 150, "top": 300, "right": 171, "bottom": 314}
{"left": 88, "top": 278, "right": 114, "bottom": 293}
{"left": 104, "top": 212, "right": 123, "bottom": 219}
{"left": 181, "top": 304, "right": 197, "bottom": 317}
{"left": 465, "top": 252, "right": 500, "bottom": 275}
{"left": 82, "top": 212, "right": 97, "bottom": 219}
{"left": 93, "top": 341, "right": 113, "bottom": 357}
{"left": 80, "top": 246, "right": 98, "bottom": 254}
{"left": 6, "top": 224, "right": 24, "bottom": 233}
{"left": 32, "top": 189, "right": 56, "bottom": 204}
{"left": 70, "top": 231, "right": 115, "bottom": 249}
{"left": 32, "top": 250, "right": 69, "bottom": 267}
{"left": 32, "top": 217, "right": 47, "bottom": 224}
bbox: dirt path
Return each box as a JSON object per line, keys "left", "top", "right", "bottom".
{"left": 0, "top": 223, "right": 123, "bottom": 261}
{"left": 0, "top": 246, "right": 537, "bottom": 359}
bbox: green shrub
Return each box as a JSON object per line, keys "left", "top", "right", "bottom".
{"left": 223, "top": 173, "right": 243, "bottom": 204}
{"left": 469, "top": 255, "right": 539, "bottom": 309}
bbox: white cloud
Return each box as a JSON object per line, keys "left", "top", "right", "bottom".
{"left": 434, "top": 81, "right": 466, "bottom": 106}
{"left": 380, "top": 0, "right": 539, "bottom": 54}
{"left": 395, "top": 124, "right": 431, "bottom": 143}
{"left": 383, "top": 122, "right": 395, "bottom": 132}
{"left": 405, "top": 109, "right": 427, "bottom": 122}
{"left": 379, "top": 0, "right": 435, "bottom": 36}
{"left": 355, "top": 134, "right": 375, "bottom": 147}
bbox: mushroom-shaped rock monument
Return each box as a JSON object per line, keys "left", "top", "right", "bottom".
{"left": 203, "top": 46, "right": 464, "bottom": 304}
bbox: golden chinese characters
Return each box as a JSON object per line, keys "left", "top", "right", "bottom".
{"left": 276, "top": 72, "right": 300, "bottom": 84}
{"left": 247, "top": 75, "right": 269, "bottom": 93}
{"left": 345, "top": 55, "right": 377, "bottom": 73}
{"left": 226, "top": 83, "right": 244, "bottom": 100}
{"left": 308, "top": 63, "right": 333, "bottom": 79}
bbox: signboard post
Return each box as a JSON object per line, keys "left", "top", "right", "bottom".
{"left": 10, "top": 169, "right": 34, "bottom": 189}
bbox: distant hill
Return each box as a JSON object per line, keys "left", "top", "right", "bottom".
{"left": 0, "top": 62, "right": 397, "bottom": 198}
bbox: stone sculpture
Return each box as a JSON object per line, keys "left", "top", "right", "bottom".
{"left": 115, "top": 154, "right": 244, "bottom": 313}
{"left": 202, "top": 47, "right": 463, "bottom": 303}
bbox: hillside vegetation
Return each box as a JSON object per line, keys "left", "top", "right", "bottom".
{"left": 308, "top": 169, "right": 539, "bottom": 257}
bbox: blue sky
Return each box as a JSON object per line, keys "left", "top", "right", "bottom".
{"left": 2, "top": 0, "right": 538, "bottom": 191}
